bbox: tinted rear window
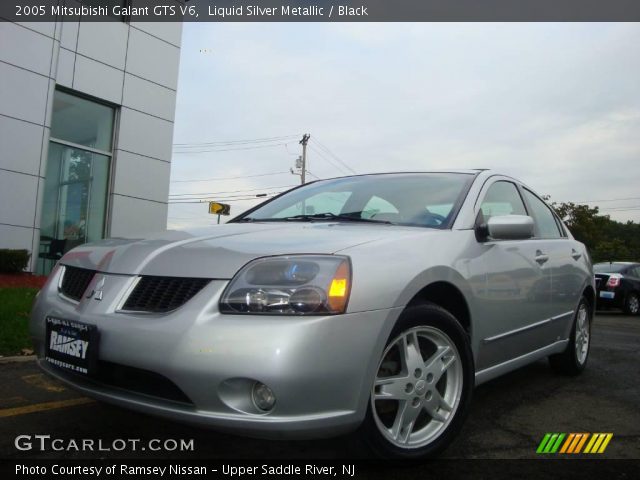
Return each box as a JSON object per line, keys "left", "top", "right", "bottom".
{"left": 593, "top": 263, "right": 629, "bottom": 273}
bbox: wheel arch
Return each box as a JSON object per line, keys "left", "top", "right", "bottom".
{"left": 407, "top": 281, "right": 472, "bottom": 339}
{"left": 393, "top": 266, "right": 475, "bottom": 339}
{"left": 358, "top": 270, "right": 476, "bottom": 422}
{"left": 582, "top": 284, "right": 595, "bottom": 315}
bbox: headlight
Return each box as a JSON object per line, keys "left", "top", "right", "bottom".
{"left": 220, "top": 255, "right": 351, "bottom": 315}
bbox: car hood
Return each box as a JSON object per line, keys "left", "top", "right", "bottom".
{"left": 59, "top": 222, "right": 427, "bottom": 278}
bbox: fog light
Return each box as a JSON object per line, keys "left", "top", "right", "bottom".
{"left": 252, "top": 382, "right": 276, "bottom": 411}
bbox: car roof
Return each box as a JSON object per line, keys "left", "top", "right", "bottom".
{"left": 311, "top": 170, "right": 491, "bottom": 183}
{"left": 594, "top": 262, "right": 638, "bottom": 265}
{"left": 347, "top": 170, "right": 486, "bottom": 175}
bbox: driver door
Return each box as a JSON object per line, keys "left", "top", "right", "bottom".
{"left": 474, "top": 179, "right": 553, "bottom": 371}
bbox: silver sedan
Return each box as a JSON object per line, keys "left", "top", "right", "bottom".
{"left": 30, "top": 170, "right": 594, "bottom": 458}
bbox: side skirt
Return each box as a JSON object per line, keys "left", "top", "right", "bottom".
{"left": 474, "top": 339, "right": 569, "bottom": 386}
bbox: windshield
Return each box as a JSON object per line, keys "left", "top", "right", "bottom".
{"left": 594, "top": 263, "right": 629, "bottom": 273}
{"left": 233, "top": 173, "right": 474, "bottom": 228}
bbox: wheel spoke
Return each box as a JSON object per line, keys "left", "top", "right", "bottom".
{"left": 424, "top": 403, "right": 447, "bottom": 423}
{"left": 424, "top": 345, "right": 456, "bottom": 383}
{"left": 400, "top": 331, "right": 425, "bottom": 372}
{"left": 437, "top": 392, "right": 453, "bottom": 412}
{"left": 374, "top": 375, "right": 411, "bottom": 401}
{"left": 424, "top": 390, "right": 451, "bottom": 422}
{"left": 390, "top": 400, "right": 421, "bottom": 444}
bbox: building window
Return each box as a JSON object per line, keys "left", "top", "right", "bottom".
{"left": 38, "top": 90, "right": 115, "bottom": 274}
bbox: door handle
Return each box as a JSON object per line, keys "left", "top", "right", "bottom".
{"left": 571, "top": 249, "right": 582, "bottom": 261}
{"left": 535, "top": 250, "right": 549, "bottom": 265}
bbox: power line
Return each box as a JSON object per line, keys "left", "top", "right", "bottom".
{"left": 308, "top": 144, "right": 352, "bottom": 176}
{"left": 171, "top": 171, "right": 290, "bottom": 184}
{"left": 169, "top": 184, "right": 297, "bottom": 197}
{"left": 170, "top": 193, "right": 282, "bottom": 201}
{"left": 310, "top": 137, "right": 357, "bottom": 174}
{"left": 574, "top": 197, "right": 640, "bottom": 204}
{"left": 173, "top": 134, "right": 302, "bottom": 147}
{"left": 170, "top": 197, "right": 277, "bottom": 204}
{"left": 169, "top": 194, "right": 280, "bottom": 204}
{"left": 599, "top": 205, "right": 640, "bottom": 212}
{"left": 173, "top": 142, "right": 293, "bottom": 154}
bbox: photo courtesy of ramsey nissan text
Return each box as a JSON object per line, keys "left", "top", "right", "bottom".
{"left": 0, "top": 1, "right": 639, "bottom": 479}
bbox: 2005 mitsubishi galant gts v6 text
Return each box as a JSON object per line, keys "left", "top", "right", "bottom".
{"left": 30, "top": 170, "right": 594, "bottom": 458}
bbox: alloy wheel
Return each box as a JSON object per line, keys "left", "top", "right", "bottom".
{"left": 628, "top": 294, "right": 639, "bottom": 315}
{"left": 574, "top": 303, "right": 590, "bottom": 364}
{"left": 371, "top": 326, "right": 463, "bottom": 449}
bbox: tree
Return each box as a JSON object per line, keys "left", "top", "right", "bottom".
{"left": 592, "top": 239, "right": 632, "bottom": 263}
{"left": 549, "top": 200, "right": 639, "bottom": 263}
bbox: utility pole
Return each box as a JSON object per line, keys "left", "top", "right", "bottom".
{"left": 299, "top": 133, "right": 310, "bottom": 184}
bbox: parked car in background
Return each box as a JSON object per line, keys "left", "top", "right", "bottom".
{"left": 594, "top": 262, "right": 640, "bottom": 315}
{"left": 30, "top": 171, "right": 594, "bottom": 459}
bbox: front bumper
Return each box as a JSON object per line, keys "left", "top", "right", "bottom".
{"left": 30, "top": 268, "right": 400, "bottom": 439}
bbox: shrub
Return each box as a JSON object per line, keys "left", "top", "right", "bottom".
{"left": 0, "top": 249, "right": 31, "bottom": 273}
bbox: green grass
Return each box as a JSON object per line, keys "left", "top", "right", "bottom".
{"left": 0, "top": 287, "right": 39, "bottom": 356}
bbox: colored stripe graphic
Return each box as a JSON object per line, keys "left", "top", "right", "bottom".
{"left": 537, "top": 433, "right": 565, "bottom": 453}
{"left": 584, "top": 433, "right": 598, "bottom": 453}
{"left": 584, "top": 433, "right": 614, "bottom": 454}
{"left": 536, "top": 433, "right": 552, "bottom": 453}
{"left": 550, "top": 433, "right": 565, "bottom": 453}
{"left": 559, "top": 433, "right": 575, "bottom": 453}
{"left": 538, "top": 433, "right": 613, "bottom": 454}
{"left": 597, "top": 434, "right": 613, "bottom": 453}
{"left": 574, "top": 433, "right": 589, "bottom": 453}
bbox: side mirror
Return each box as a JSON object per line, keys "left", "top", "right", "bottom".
{"left": 476, "top": 214, "right": 535, "bottom": 241}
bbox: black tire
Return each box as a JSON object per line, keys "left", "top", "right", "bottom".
{"left": 549, "top": 297, "right": 591, "bottom": 375}
{"left": 624, "top": 292, "right": 640, "bottom": 316}
{"left": 360, "top": 302, "right": 474, "bottom": 459}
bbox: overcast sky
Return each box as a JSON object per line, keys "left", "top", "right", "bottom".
{"left": 168, "top": 23, "right": 640, "bottom": 229}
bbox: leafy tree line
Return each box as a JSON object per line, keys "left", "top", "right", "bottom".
{"left": 550, "top": 202, "right": 640, "bottom": 263}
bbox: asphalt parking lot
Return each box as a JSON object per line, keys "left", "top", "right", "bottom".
{"left": 0, "top": 313, "right": 638, "bottom": 461}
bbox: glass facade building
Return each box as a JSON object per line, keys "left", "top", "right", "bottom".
{"left": 0, "top": 19, "right": 182, "bottom": 273}
{"left": 38, "top": 91, "right": 115, "bottom": 273}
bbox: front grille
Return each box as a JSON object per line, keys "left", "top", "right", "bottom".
{"left": 122, "top": 276, "right": 211, "bottom": 313}
{"left": 60, "top": 266, "right": 95, "bottom": 301}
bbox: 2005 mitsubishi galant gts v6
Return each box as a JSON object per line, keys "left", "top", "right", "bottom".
{"left": 30, "top": 170, "right": 594, "bottom": 458}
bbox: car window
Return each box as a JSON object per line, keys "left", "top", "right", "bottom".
{"left": 522, "top": 188, "right": 562, "bottom": 239}
{"left": 272, "top": 191, "right": 352, "bottom": 217}
{"left": 243, "top": 173, "right": 474, "bottom": 228}
{"left": 361, "top": 196, "right": 400, "bottom": 220}
{"left": 594, "top": 263, "right": 627, "bottom": 273}
{"left": 630, "top": 266, "right": 640, "bottom": 278}
{"left": 479, "top": 181, "right": 527, "bottom": 221}
{"left": 553, "top": 215, "right": 567, "bottom": 237}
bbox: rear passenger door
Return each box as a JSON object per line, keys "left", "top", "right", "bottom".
{"left": 520, "top": 188, "right": 584, "bottom": 342}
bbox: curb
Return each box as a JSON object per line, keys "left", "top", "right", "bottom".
{"left": 0, "top": 355, "right": 36, "bottom": 364}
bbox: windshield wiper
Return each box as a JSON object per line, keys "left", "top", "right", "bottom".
{"left": 240, "top": 212, "right": 392, "bottom": 224}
